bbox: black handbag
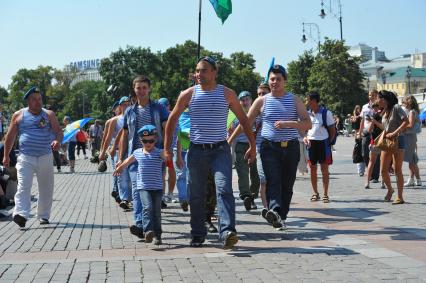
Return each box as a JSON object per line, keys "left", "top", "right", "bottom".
{"left": 352, "top": 138, "right": 363, "bottom": 163}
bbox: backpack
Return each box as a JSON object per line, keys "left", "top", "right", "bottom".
{"left": 321, "top": 107, "right": 337, "bottom": 145}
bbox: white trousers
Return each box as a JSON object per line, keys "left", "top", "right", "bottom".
{"left": 13, "top": 153, "right": 54, "bottom": 220}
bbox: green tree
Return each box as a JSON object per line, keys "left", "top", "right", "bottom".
{"left": 60, "top": 80, "right": 108, "bottom": 121}
{"left": 0, "top": 86, "right": 8, "bottom": 105}
{"left": 308, "top": 38, "right": 365, "bottom": 115}
{"left": 99, "top": 46, "right": 162, "bottom": 102}
{"left": 287, "top": 50, "right": 315, "bottom": 97}
{"left": 7, "top": 66, "right": 55, "bottom": 111}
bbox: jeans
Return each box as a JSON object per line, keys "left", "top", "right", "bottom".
{"left": 260, "top": 140, "right": 300, "bottom": 220}
{"left": 140, "top": 189, "right": 162, "bottom": 236}
{"left": 111, "top": 154, "right": 118, "bottom": 193}
{"left": 115, "top": 154, "right": 130, "bottom": 201}
{"left": 235, "top": 142, "right": 259, "bottom": 199}
{"left": 187, "top": 142, "right": 235, "bottom": 240}
{"left": 173, "top": 149, "right": 188, "bottom": 202}
{"left": 129, "top": 162, "right": 143, "bottom": 228}
{"left": 68, "top": 141, "right": 76, "bottom": 161}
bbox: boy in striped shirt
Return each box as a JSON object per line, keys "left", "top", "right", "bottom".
{"left": 114, "top": 125, "right": 166, "bottom": 245}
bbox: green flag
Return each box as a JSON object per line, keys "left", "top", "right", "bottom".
{"left": 209, "top": 0, "right": 232, "bottom": 24}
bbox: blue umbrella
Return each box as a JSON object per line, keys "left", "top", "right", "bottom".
{"left": 62, "top": 118, "right": 93, "bottom": 143}
{"left": 419, "top": 108, "right": 426, "bottom": 121}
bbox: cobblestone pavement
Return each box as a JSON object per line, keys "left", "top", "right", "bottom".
{"left": 0, "top": 132, "right": 425, "bottom": 282}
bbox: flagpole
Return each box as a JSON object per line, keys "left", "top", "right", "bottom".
{"left": 197, "top": 0, "right": 202, "bottom": 59}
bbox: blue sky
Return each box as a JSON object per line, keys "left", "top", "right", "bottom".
{"left": 1, "top": 0, "right": 425, "bottom": 88}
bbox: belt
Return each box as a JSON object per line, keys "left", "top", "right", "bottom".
{"left": 263, "top": 139, "right": 298, "bottom": 148}
{"left": 190, "top": 140, "right": 227, "bottom": 150}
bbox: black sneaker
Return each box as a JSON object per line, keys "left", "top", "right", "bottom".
{"left": 119, "top": 201, "right": 129, "bottom": 210}
{"left": 154, "top": 236, "right": 162, "bottom": 245}
{"left": 222, "top": 231, "right": 238, "bottom": 249}
{"left": 161, "top": 200, "right": 168, "bottom": 209}
{"left": 39, "top": 218, "right": 49, "bottom": 225}
{"left": 251, "top": 199, "right": 258, "bottom": 210}
{"left": 111, "top": 191, "right": 118, "bottom": 199}
{"left": 190, "top": 236, "right": 205, "bottom": 247}
{"left": 13, "top": 214, "right": 26, "bottom": 228}
{"left": 266, "top": 210, "right": 282, "bottom": 229}
{"left": 261, "top": 208, "right": 271, "bottom": 223}
{"left": 206, "top": 221, "right": 218, "bottom": 233}
{"left": 180, "top": 201, "right": 189, "bottom": 212}
{"left": 129, "top": 225, "right": 144, "bottom": 238}
{"left": 243, "top": 196, "right": 252, "bottom": 211}
{"left": 145, "top": 230, "right": 154, "bottom": 243}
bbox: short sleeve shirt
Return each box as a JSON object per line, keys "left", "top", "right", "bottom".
{"left": 132, "top": 147, "right": 164, "bottom": 190}
{"left": 382, "top": 105, "right": 407, "bottom": 134}
{"left": 361, "top": 103, "right": 374, "bottom": 130}
{"left": 307, "top": 109, "right": 334, "bottom": 140}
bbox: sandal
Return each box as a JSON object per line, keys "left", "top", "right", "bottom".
{"left": 310, "top": 193, "right": 320, "bottom": 201}
{"left": 384, "top": 189, "right": 394, "bottom": 202}
{"left": 322, "top": 195, "right": 330, "bottom": 203}
{"left": 392, "top": 198, "right": 405, "bottom": 205}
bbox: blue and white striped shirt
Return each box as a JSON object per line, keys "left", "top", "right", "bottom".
{"left": 132, "top": 147, "right": 164, "bottom": 190}
{"left": 18, "top": 108, "right": 54, "bottom": 157}
{"left": 261, "top": 93, "right": 300, "bottom": 142}
{"left": 133, "top": 104, "right": 151, "bottom": 150}
{"left": 189, "top": 84, "right": 228, "bottom": 144}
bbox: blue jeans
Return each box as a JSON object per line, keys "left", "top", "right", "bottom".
{"left": 187, "top": 142, "right": 235, "bottom": 240}
{"left": 129, "top": 162, "right": 143, "bottom": 228}
{"left": 260, "top": 140, "right": 300, "bottom": 220}
{"left": 68, "top": 141, "right": 76, "bottom": 161}
{"left": 140, "top": 189, "right": 162, "bottom": 236}
{"left": 111, "top": 154, "right": 118, "bottom": 193}
{"left": 173, "top": 149, "right": 188, "bottom": 202}
{"left": 115, "top": 154, "right": 130, "bottom": 201}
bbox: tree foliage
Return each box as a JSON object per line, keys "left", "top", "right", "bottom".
{"left": 286, "top": 50, "right": 315, "bottom": 97}
{"left": 287, "top": 38, "right": 365, "bottom": 115}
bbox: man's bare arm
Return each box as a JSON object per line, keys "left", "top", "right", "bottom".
{"left": 2, "top": 111, "right": 21, "bottom": 166}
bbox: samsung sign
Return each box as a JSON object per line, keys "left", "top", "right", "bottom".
{"left": 69, "top": 59, "right": 101, "bottom": 71}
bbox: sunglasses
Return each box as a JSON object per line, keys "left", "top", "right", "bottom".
{"left": 141, "top": 139, "right": 155, "bottom": 144}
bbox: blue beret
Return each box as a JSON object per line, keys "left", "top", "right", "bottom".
{"left": 24, "top": 86, "right": 40, "bottom": 100}
{"left": 238, "top": 91, "right": 252, "bottom": 100}
{"left": 118, "top": 96, "right": 129, "bottom": 105}
{"left": 268, "top": 64, "right": 287, "bottom": 78}
{"left": 111, "top": 101, "right": 119, "bottom": 110}
{"left": 158, "top": 98, "right": 169, "bottom": 106}
{"left": 137, "top": 125, "right": 158, "bottom": 137}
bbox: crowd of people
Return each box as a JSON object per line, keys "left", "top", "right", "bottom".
{"left": 0, "top": 57, "right": 423, "bottom": 250}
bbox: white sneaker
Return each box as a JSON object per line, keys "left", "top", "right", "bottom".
{"left": 404, "top": 178, "right": 415, "bottom": 187}
{"left": 415, "top": 179, "right": 422, "bottom": 187}
{"left": 276, "top": 220, "right": 287, "bottom": 231}
{"left": 70, "top": 167, "right": 75, "bottom": 174}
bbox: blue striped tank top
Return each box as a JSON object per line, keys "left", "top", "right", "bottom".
{"left": 18, "top": 108, "right": 54, "bottom": 156}
{"left": 189, "top": 84, "right": 228, "bottom": 144}
{"left": 261, "top": 93, "right": 300, "bottom": 142}
{"left": 133, "top": 104, "right": 151, "bottom": 150}
{"left": 132, "top": 147, "right": 164, "bottom": 190}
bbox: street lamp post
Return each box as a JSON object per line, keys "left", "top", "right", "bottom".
{"left": 406, "top": 66, "right": 412, "bottom": 95}
{"left": 302, "top": 22, "right": 321, "bottom": 51}
{"left": 319, "top": 0, "right": 343, "bottom": 41}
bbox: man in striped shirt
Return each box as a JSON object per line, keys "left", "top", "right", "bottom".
{"left": 243, "top": 65, "right": 311, "bottom": 230}
{"left": 164, "top": 57, "right": 256, "bottom": 249}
